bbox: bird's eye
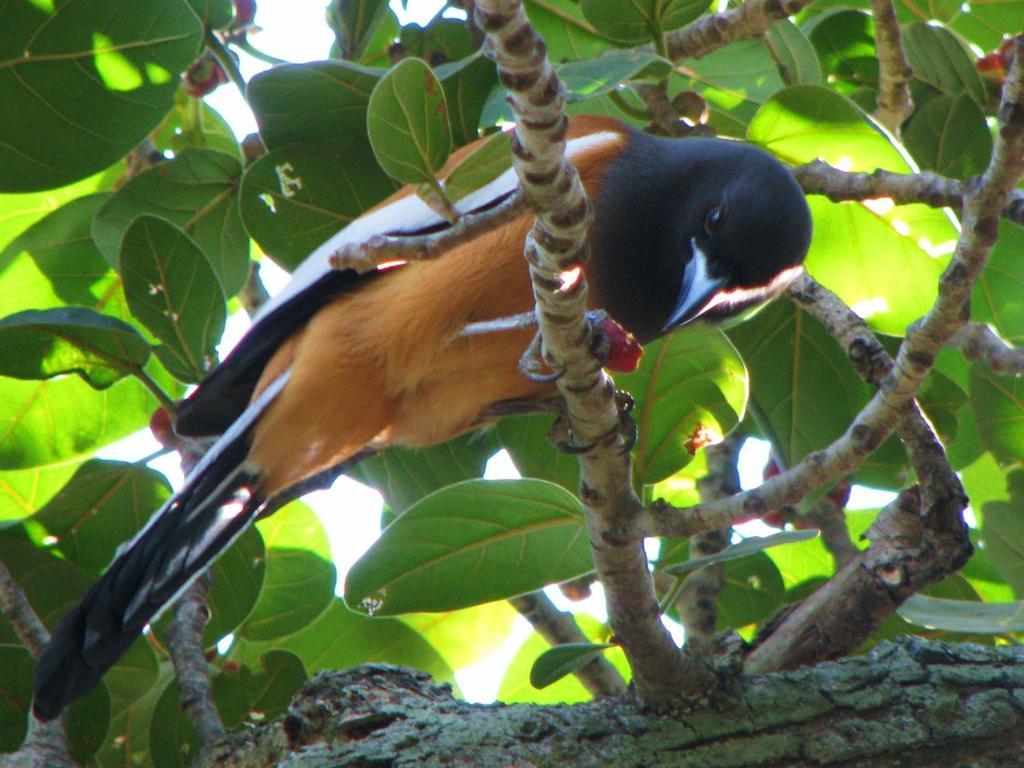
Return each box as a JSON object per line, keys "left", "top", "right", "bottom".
{"left": 704, "top": 206, "right": 724, "bottom": 235}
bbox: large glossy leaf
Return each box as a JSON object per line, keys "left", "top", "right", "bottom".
{"left": 530, "top": 642, "right": 615, "bottom": 689}
{"left": 401, "top": 601, "right": 518, "bottom": 671}
{"left": 764, "top": 20, "right": 822, "bottom": 86}
{"left": 348, "top": 431, "right": 497, "bottom": 514}
{"left": 345, "top": 479, "right": 592, "bottom": 615}
{"left": 399, "top": 19, "right": 476, "bottom": 63}
{"left": 93, "top": 150, "right": 249, "bottom": 296}
{"left": 119, "top": 216, "right": 227, "bottom": 382}
{"left": 749, "top": 86, "right": 957, "bottom": 336}
{"left": 727, "top": 301, "right": 870, "bottom": 469}
{"left": 248, "top": 61, "right": 383, "bottom": 148}
{"left": 805, "top": 9, "right": 877, "bottom": 98}
{"left": 497, "top": 414, "right": 581, "bottom": 494}
{"left": 901, "top": 22, "right": 986, "bottom": 107}
{"left": 0, "top": 307, "right": 149, "bottom": 389}
{"left": 436, "top": 53, "right": 498, "bottom": 147}
{"left": 443, "top": 130, "right": 513, "bottom": 204}
{"left": 580, "top": 0, "right": 711, "bottom": 44}
{"left": 0, "top": 646, "right": 34, "bottom": 751}
{"left": 949, "top": 0, "right": 1024, "bottom": 50}
{"left": 715, "top": 552, "right": 785, "bottom": 630}
{"left": 0, "top": 374, "right": 156, "bottom": 470}
{"left": 558, "top": 51, "right": 672, "bottom": 102}
{"left": 662, "top": 530, "right": 818, "bottom": 576}
{"left": 899, "top": 594, "right": 1024, "bottom": 634}
{"left": 523, "top": 0, "right": 607, "bottom": 62}
{"left": 902, "top": 94, "right": 992, "bottom": 180}
{"left": 328, "top": 0, "right": 391, "bottom": 60}
{"left": 970, "top": 366, "right": 1024, "bottom": 465}
{"left": 202, "top": 527, "right": 265, "bottom": 645}
{"left": 31, "top": 459, "right": 171, "bottom": 574}
{"left": 367, "top": 58, "right": 452, "bottom": 187}
{"left": 238, "top": 139, "right": 397, "bottom": 271}
{"left": 617, "top": 326, "right": 748, "bottom": 485}
{"left": 252, "top": 598, "right": 452, "bottom": 681}
{"left": 0, "top": 0, "right": 203, "bottom": 191}
{"left": 0, "top": 461, "right": 84, "bottom": 523}
{"left": 239, "top": 502, "right": 336, "bottom": 641}
{"left": 972, "top": 221, "right": 1024, "bottom": 345}
{"left": 0, "top": 193, "right": 129, "bottom": 321}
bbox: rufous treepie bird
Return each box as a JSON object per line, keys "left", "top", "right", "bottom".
{"left": 32, "top": 116, "right": 812, "bottom": 720}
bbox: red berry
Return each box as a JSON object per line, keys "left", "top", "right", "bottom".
{"left": 149, "top": 408, "right": 177, "bottom": 448}
{"left": 234, "top": 0, "right": 256, "bottom": 25}
{"left": 602, "top": 318, "right": 644, "bottom": 372}
{"left": 184, "top": 52, "right": 228, "bottom": 97}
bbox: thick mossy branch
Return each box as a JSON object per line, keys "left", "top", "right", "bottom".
{"left": 198, "top": 639, "right": 1024, "bottom": 768}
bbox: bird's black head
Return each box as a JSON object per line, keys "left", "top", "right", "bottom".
{"left": 588, "top": 132, "right": 812, "bottom": 342}
{"left": 660, "top": 138, "right": 812, "bottom": 331}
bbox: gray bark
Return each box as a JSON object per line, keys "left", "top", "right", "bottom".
{"left": 198, "top": 637, "right": 1024, "bottom": 768}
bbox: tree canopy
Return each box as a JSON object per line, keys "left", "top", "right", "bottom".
{"left": 1, "top": 0, "right": 1023, "bottom": 765}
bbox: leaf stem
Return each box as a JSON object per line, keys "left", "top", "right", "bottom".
{"left": 206, "top": 30, "right": 247, "bottom": 97}
{"left": 133, "top": 367, "right": 178, "bottom": 415}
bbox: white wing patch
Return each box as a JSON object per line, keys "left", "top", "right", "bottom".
{"left": 251, "top": 131, "right": 622, "bottom": 327}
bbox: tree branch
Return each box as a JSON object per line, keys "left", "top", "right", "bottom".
{"left": 952, "top": 322, "right": 1024, "bottom": 375}
{"left": 664, "top": 0, "right": 815, "bottom": 61}
{"left": 791, "top": 161, "right": 1024, "bottom": 228}
{"left": 198, "top": 640, "right": 1024, "bottom": 768}
{"left": 507, "top": 592, "right": 627, "bottom": 698}
{"left": 474, "top": 0, "right": 701, "bottom": 704}
{"left": 868, "top": 0, "right": 914, "bottom": 132}
{"left": 163, "top": 572, "right": 226, "bottom": 747}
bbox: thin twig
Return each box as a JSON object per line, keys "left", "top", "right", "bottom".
{"left": 163, "top": 572, "right": 225, "bottom": 747}
{"left": 475, "top": 0, "right": 701, "bottom": 705}
{"left": 508, "top": 592, "right": 627, "bottom": 698}
{"left": 0, "top": 559, "right": 49, "bottom": 659}
{"left": 952, "top": 323, "right": 1024, "bottom": 375}
{"left": 330, "top": 190, "right": 528, "bottom": 271}
{"left": 868, "top": 0, "right": 914, "bottom": 132}
{"left": 792, "top": 161, "right": 1024, "bottom": 228}
{"left": 664, "top": 0, "right": 815, "bottom": 61}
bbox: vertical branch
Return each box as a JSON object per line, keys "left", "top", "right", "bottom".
{"left": 475, "top": 0, "right": 699, "bottom": 704}
{"left": 163, "top": 572, "right": 226, "bottom": 747}
{"left": 869, "top": 0, "right": 914, "bottom": 132}
{"left": 677, "top": 434, "right": 742, "bottom": 650}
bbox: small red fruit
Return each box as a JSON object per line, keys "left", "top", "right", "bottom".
{"left": 184, "top": 52, "right": 228, "bottom": 97}
{"left": 602, "top": 317, "right": 644, "bottom": 372}
{"left": 149, "top": 407, "right": 177, "bottom": 449}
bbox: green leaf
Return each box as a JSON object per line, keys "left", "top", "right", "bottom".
{"left": 497, "top": 414, "right": 580, "bottom": 494}
{"left": 185, "top": 0, "right": 233, "bottom": 28}
{"left": 248, "top": 598, "right": 452, "bottom": 682}
{"left": 806, "top": 10, "right": 878, "bottom": 97}
{"left": 0, "top": 646, "right": 33, "bottom": 751}
{"left": 499, "top": 615, "right": 629, "bottom": 704}
{"left": 0, "top": 193, "right": 129, "bottom": 321}
{"left": 0, "top": 0, "right": 204, "bottom": 191}
{"left": 617, "top": 326, "right": 748, "bottom": 485}
{"left": 443, "top": 131, "right": 513, "bottom": 204}
{"left": 949, "top": 0, "right": 1024, "bottom": 50}
{"left": 903, "top": 94, "right": 992, "bottom": 180}
{"left": 202, "top": 526, "right": 265, "bottom": 645}
{"left": 662, "top": 530, "right": 818, "bottom": 576}
{"left": 716, "top": 552, "right": 784, "bottom": 630}
{"left": 93, "top": 150, "right": 250, "bottom": 296}
{"left": 399, "top": 19, "right": 476, "bottom": 64}
{"left": 523, "top": 0, "right": 607, "bottom": 62}
{"left": 0, "top": 307, "right": 149, "bottom": 389}
{"left": 0, "top": 461, "right": 85, "bottom": 523}
{"left": 558, "top": 51, "right": 672, "bottom": 102}
{"left": 901, "top": 22, "right": 986, "bottom": 106}
{"left": 31, "top": 459, "right": 171, "bottom": 574}
{"left": 345, "top": 479, "right": 592, "bottom": 615}
{"left": 348, "top": 431, "right": 497, "bottom": 514}
{"left": 0, "top": 374, "right": 156, "bottom": 470}
{"left": 119, "top": 215, "right": 227, "bottom": 382}
{"left": 328, "top": 0, "right": 391, "bottom": 60}
{"left": 153, "top": 99, "right": 242, "bottom": 161}
{"left": 972, "top": 221, "right": 1024, "bottom": 345}
{"left": 674, "top": 40, "right": 786, "bottom": 128}
{"left": 401, "top": 601, "right": 518, "bottom": 670}
{"left": 727, "top": 301, "right": 870, "bottom": 470}
{"left": 238, "top": 139, "right": 397, "bottom": 270}
{"left": 368, "top": 58, "right": 452, "bottom": 187}
{"left": 248, "top": 61, "right": 383, "bottom": 148}
{"left": 580, "top": 0, "right": 711, "bottom": 44}
{"left": 898, "top": 594, "right": 1024, "bottom": 634}
{"left": 213, "top": 651, "right": 306, "bottom": 728}
{"left": 970, "top": 365, "right": 1024, "bottom": 465}
{"left": 436, "top": 53, "right": 498, "bottom": 147}
{"left": 980, "top": 471, "right": 1024, "bottom": 596}
{"left": 763, "top": 20, "right": 821, "bottom": 86}
{"left": 149, "top": 677, "right": 199, "bottom": 768}
{"left": 749, "top": 86, "right": 958, "bottom": 336}
{"left": 529, "top": 642, "right": 615, "bottom": 689}
{"left": 240, "top": 502, "right": 336, "bottom": 641}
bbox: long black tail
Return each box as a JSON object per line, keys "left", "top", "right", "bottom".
{"left": 32, "top": 373, "right": 291, "bottom": 721}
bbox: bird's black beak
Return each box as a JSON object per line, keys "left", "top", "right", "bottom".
{"left": 663, "top": 241, "right": 727, "bottom": 331}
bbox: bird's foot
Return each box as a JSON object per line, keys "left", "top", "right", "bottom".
{"left": 518, "top": 331, "right": 564, "bottom": 383}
